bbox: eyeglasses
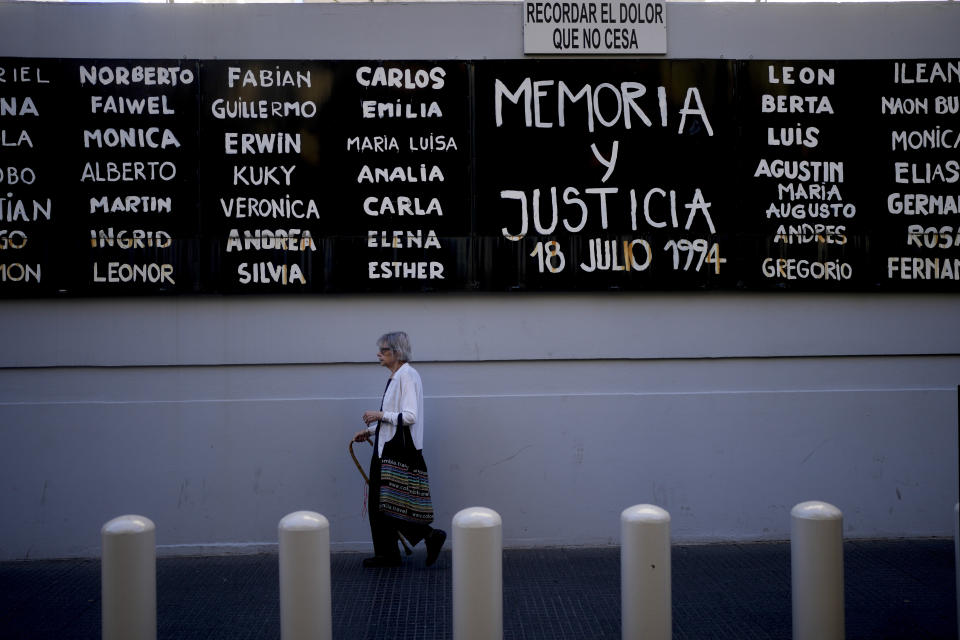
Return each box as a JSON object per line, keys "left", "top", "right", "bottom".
{"left": 378, "top": 347, "right": 392, "bottom": 354}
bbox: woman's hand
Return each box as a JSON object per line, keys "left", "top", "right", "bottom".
{"left": 362, "top": 410, "right": 383, "bottom": 426}
{"left": 353, "top": 429, "right": 371, "bottom": 443}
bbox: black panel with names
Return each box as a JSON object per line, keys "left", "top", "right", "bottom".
{"left": 0, "top": 60, "right": 64, "bottom": 296}
{"left": 474, "top": 60, "right": 739, "bottom": 291}
{"left": 199, "top": 60, "right": 331, "bottom": 293}
{"left": 69, "top": 60, "right": 201, "bottom": 295}
{"left": 320, "top": 61, "right": 472, "bottom": 293}
{"left": 1, "top": 57, "right": 957, "bottom": 296}
{"left": 876, "top": 60, "right": 960, "bottom": 290}
{"left": 736, "top": 61, "right": 877, "bottom": 291}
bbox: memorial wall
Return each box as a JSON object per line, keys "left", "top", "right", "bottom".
{"left": 1, "top": 2, "right": 958, "bottom": 559}
{"left": 3, "top": 57, "right": 958, "bottom": 295}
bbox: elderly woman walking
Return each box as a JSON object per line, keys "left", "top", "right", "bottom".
{"left": 353, "top": 331, "right": 446, "bottom": 568}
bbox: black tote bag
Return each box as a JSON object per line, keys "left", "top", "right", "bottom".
{"left": 378, "top": 416, "right": 434, "bottom": 524}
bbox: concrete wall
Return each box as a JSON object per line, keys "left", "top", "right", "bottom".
{"left": 1, "top": 2, "right": 959, "bottom": 559}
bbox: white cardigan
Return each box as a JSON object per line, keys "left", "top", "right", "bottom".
{"left": 367, "top": 362, "right": 425, "bottom": 457}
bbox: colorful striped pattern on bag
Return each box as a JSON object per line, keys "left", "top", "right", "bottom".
{"left": 380, "top": 459, "right": 434, "bottom": 523}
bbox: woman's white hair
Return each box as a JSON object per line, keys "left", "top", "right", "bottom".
{"left": 378, "top": 331, "right": 412, "bottom": 362}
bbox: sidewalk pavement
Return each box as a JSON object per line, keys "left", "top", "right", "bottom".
{"left": 0, "top": 539, "right": 956, "bottom": 639}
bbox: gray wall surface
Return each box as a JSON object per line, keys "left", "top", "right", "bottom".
{"left": 1, "top": 2, "right": 959, "bottom": 559}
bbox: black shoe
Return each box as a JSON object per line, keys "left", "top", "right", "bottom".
{"left": 362, "top": 556, "right": 401, "bottom": 568}
{"left": 425, "top": 529, "right": 447, "bottom": 567}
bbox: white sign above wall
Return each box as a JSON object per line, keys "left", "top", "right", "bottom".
{"left": 524, "top": 0, "right": 667, "bottom": 55}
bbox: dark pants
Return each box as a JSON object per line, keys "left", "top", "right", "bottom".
{"left": 368, "top": 454, "right": 433, "bottom": 559}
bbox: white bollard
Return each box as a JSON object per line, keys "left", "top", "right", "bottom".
{"left": 101, "top": 515, "right": 156, "bottom": 640}
{"left": 791, "top": 501, "right": 845, "bottom": 640}
{"left": 279, "top": 511, "right": 332, "bottom": 640}
{"left": 453, "top": 507, "right": 503, "bottom": 640}
{"left": 620, "top": 504, "right": 671, "bottom": 640}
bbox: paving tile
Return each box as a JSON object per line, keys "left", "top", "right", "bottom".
{"left": 0, "top": 540, "right": 956, "bottom": 640}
